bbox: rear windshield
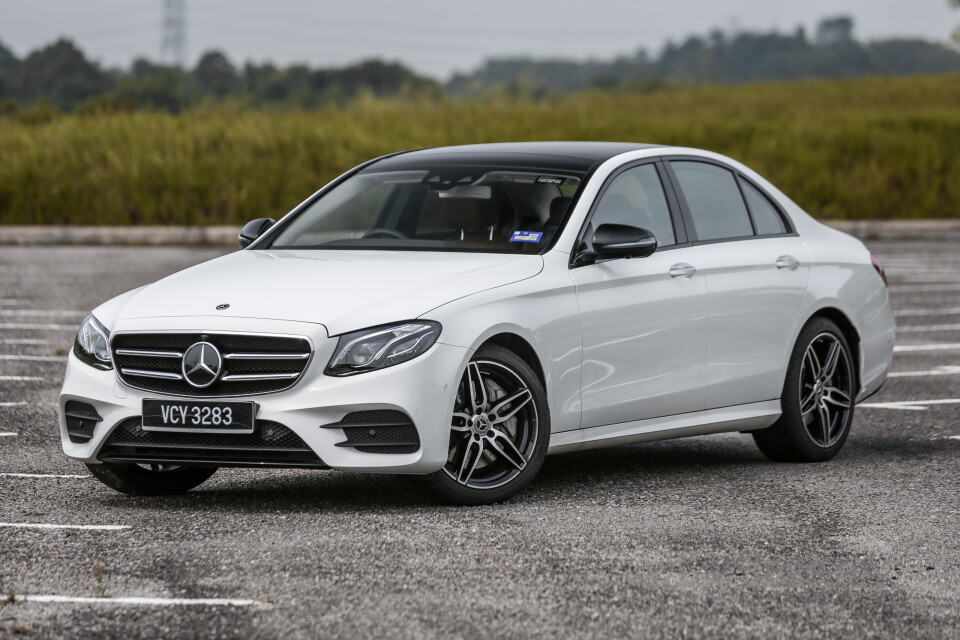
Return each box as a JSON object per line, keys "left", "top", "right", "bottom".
{"left": 267, "top": 167, "right": 583, "bottom": 253}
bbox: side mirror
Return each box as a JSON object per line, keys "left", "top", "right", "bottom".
{"left": 592, "top": 223, "right": 657, "bottom": 259}
{"left": 238, "top": 218, "right": 276, "bottom": 249}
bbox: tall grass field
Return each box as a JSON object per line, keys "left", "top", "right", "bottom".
{"left": 2, "top": 73, "right": 960, "bottom": 225}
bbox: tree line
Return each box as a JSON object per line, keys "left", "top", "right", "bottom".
{"left": 1, "top": 14, "right": 959, "bottom": 114}
{"left": 0, "top": 39, "right": 443, "bottom": 114}
{"left": 448, "top": 16, "right": 960, "bottom": 95}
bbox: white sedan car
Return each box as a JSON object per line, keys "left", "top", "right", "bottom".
{"left": 60, "top": 142, "right": 895, "bottom": 504}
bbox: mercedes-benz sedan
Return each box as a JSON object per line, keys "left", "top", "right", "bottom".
{"left": 60, "top": 142, "right": 895, "bottom": 504}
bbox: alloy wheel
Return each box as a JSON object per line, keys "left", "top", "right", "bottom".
{"left": 443, "top": 360, "right": 538, "bottom": 490}
{"left": 799, "top": 332, "right": 853, "bottom": 448}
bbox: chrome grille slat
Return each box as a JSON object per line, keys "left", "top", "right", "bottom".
{"left": 111, "top": 332, "right": 314, "bottom": 398}
{"left": 121, "top": 368, "right": 183, "bottom": 380}
{"left": 221, "top": 372, "right": 301, "bottom": 381}
{"left": 115, "top": 349, "right": 183, "bottom": 358}
{"left": 223, "top": 352, "right": 310, "bottom": 360}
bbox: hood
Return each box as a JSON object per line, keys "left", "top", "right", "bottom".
{"left": 109, "top": 249, "right": 543, "bottom": 336}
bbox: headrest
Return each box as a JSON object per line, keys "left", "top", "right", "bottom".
{"left": 444, "top": 198, "right": 498, "bottom": 230}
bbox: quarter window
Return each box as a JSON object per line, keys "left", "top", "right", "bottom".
{"left": 741, "top": 180, "right": 787, "bottom": 235}
{"left": 671, "top": 161, "right": 754, "bottom": 242}
{"left": 591, "top": 164, "right": 675, "bottom": 247}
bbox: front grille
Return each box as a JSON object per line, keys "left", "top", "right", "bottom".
{"left": 323, "top": 410, "right": 420, "bottom": 454}
{"left": 111, "top": 332, "right": 313, "bottom": 397}
{"left": 98, "top": 417, "right": 326, "bottom": 468}
{"left": 64, "top": 400, "right": 102, "bottom": 444}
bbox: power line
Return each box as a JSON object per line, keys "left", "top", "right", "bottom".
{"left": 186, "top": 11, "right": 654, "bottom": 56}
{"left": 189, "top": 1, "right": 663, "bottom": 41}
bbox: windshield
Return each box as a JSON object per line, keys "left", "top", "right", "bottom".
{"left": 267, "top": 167, "right": 582, "bottom": 253}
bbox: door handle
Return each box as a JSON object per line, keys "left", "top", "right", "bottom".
{"left": 669, "top": 263, "right": 697, "bottom": 278}
{"left": 776, "top": 255, "right": 800, "bottom": 270}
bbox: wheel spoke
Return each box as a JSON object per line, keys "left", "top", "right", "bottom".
{"left": 457, "top": 437, "right": 484, "bottom": 485}
{"left": 818, "top": 401, "right": 832, "bottom": 445}
{"left": 487, "top": 428, "right": 527, "bottom": 470}
{"left": 491, "top": 388, "right": 532, "bottom": 424}
{"left": 823, "top": 386, "right": 852, "bottom": 409}
{"left": 821, "top": 341, "right": 841, "bottom": 381}
{"left": 467, "top": 362, "right": 488, "bottom": 411}
{"left": 451, "top": 411, "right": 472, "bottom": 431}
{"left": 799, "top": 388, "right": 818, "bottom": 416}
{"left": 804, "top": 346, "right": 822, "bottom": 380}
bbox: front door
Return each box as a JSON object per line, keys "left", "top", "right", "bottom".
{"left": 571, "top": 161, "right": 708, "bottom": 429}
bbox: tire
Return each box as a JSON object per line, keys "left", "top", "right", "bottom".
{"left": 86, "top": 463, "right": 217, "bottom": 495}
{"left": 753, "top": 317, "right": 857, "bottom": 462}
{"left": 427, "top": 344, "right": 550, "bottom": 505}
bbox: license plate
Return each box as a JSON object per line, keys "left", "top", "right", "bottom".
{"left": 141, "top": 399, "right": 256, "bottom": 433}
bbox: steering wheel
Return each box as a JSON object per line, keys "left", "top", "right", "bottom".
{"left": 363, "top": 228, "right": 408, "bottom": 240}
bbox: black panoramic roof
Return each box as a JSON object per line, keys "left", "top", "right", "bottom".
{"left": 364, "top": 142, "right": 662, "bottom": 174}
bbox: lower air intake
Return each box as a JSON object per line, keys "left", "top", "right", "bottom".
{"left": 323, "top": 410, "right": 420, "bottom": 454}
{"left": 98, "top": 418, "right": 326, "bottom": 468}
{"left": 64, "top": 401, "right": 102, "bottom": 444}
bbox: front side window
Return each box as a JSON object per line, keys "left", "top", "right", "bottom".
{"left": 671, "top": 161, "right": 754, "bottom": 242}
{"left": 590, "top": 164, "right": 676, "bottom": 247}
{"left": 268, "top": 168, "right": 581, "bottom": 253}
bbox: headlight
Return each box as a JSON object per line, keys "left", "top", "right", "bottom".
{"left": 325, "top": 321, "right": 441, "bottom": 376}
{"left": 74, "top": 314, "right": 113, "bottom": 370}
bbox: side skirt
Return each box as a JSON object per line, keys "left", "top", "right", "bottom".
{"left": 548, "top": 400, "right": 781, "bottom": 455}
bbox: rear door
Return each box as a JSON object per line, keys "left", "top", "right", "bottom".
{"left": 570, "top": 160, "right": 708, "bottom": 428}
{"left": 664, "top": 159, "right": 810, "bottom": 409}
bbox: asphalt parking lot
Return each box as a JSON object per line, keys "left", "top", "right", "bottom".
{"left": 0, "top": 241, "right": 958, "bottom": 639}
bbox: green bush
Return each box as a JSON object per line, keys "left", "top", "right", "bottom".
{"left": 2, "top": 73, "right": 959, "bottom": 225}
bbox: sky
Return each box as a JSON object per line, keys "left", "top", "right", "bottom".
{"left": 1, "top": 0, "right": 957, "bottom": 79}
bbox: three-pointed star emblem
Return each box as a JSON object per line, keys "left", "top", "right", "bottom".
{"left": 181, "top": 341, "right": 223, "bottom": 388}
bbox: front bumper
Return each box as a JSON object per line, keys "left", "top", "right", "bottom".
{"left": 59, "top": 318, "right": 469, "bottom": 474}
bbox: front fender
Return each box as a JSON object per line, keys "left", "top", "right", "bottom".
{"left": 426, "top": 252, "right": 583, "bottom": 433}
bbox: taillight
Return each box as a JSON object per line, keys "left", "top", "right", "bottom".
{"left": 871, "top": 254, "right": 888, "bottom": 286}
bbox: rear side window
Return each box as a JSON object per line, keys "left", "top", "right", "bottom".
{"left": 741, "top": 180, "right": 787, "bottom": 235}
{"left": 671, "top": 161, "right": 754, "bottom": 242}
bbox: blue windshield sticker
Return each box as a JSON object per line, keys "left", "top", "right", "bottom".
{"left": 510, "top": 231, "right": 543, "bottom": 243}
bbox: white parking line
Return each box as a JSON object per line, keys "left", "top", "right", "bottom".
{"left": 859, "top": 399, "right": 960, "bottom": 411}
{"left": 0, "top": 522, "right": 130, "bottom": 531}
{"left": 0, "top": 354, "right": 66, "bottom": 362}
{"left": 887, "top": 366, "right": 960, "bottom": 378}
{"left": 0, "top": 322, "right": 76, "bottom": 331}
{"left": 0, "top": 472, "right": 91, "bottom": 479}
{"left": 894, "top": 277, "right": 960, "bottom": 284}
{"left": 1, "top": 339, "right": 55, "bottom": 345}
{"left": 0, "top": 310, "right": 85, "bottom": 317}
{"left": 894, "top": 343, "right": 960, "bottom": 352}
{"left": 0, "top": 432, "right": 17, "bottom": 437}
{"left": 895, "top": 308, "right": 960, "bottom": 317}
{"left": 0, "top": 375, "right": 46, "bottom": 382}
{"left": 890, "top": 284, "right": 960, "bottom": 292}
{"left": 897, "top": 324, "right": 960, "bottom": 333}
{"left": 10, "top": 595, "right": 270, "bottom": 608}
{"left": 0, "top": 402, "right": 28, "bottom": 407}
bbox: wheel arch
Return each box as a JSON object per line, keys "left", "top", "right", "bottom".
{"left": 477, "top": 332, "right": 547, "bottom": 393}
{"left": 804, "top": 306, "right": 862, "bottom": 393}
